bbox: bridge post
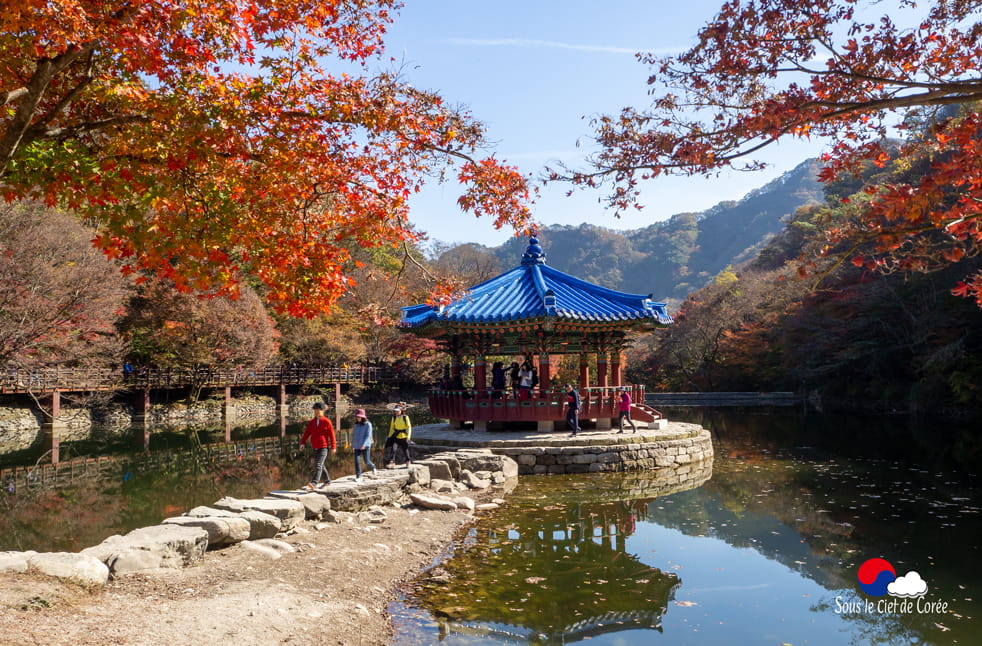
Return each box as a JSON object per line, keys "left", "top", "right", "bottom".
{"left": 42, "top": 389, "right": 66, "bottom": 464}
{"left": 223, "top": 386, "right": 233, "bottom": 442}
{"left": 132, "top": 389, "right": 151, "bottom": 452}
{"left": 334, "top": 382, "right": 341, "bottom": 434}
{"left": 276, "top": 383, "right": 289, "bottom": 416}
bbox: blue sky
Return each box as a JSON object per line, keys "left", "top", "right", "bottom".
{"left": 372, "top": 1, "right": 830, "bottom": 248}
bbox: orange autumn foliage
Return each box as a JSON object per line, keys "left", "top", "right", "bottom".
{"left": 0, "top": 0, "right": 533, "bottom": 317}
{"left": 555, "top": 0, "right": 982, "bottom": 306}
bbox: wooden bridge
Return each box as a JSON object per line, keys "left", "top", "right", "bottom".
{"left": 0, "top": 365, "right": 401, "bottom": 395}
{"left": 0, "top": 364, "right": 403, "bottom": 465}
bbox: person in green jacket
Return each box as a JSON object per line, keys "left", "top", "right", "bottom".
{"left": 384, "top": 403, "right": 412, "bottom": 468}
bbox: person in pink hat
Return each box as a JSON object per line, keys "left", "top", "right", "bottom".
{"left": 352, "top": 409, "right": 377, "bottom": 482}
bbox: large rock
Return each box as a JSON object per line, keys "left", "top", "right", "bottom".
{"left": 265, "top": 490, "right": 331, "bottom": 519}
{"left": 407, "top": 463, "right": 431, "bottom": 486}
{"left": 28, "top": 552, "right": 109, "bottom": 587}
{"left": 81, "top": 525, "right": 208, "bottom": 574}
{"left": 212, "top": 497, "right": 305, "bottom": 530}
{"left": 455, "top": 452, "right": 519, "bottom": 479}
{"left": 250, "top": 538, "right": 295, "bottom": 555}
{"left": 426, "top": 453, "right": 462, "bottom": 478}
{"left": 414, "top": 459, "right": 453, "bottom": 481}
{"left": 430, "top": 478, "right": 462, "bottom": 494}
{"left": 239, "top": 540, "right": 283, "bottom": 560}
{"left": 0, "top": 550, "right": 35, "bottom": 573}
{"left": 184, "top": 506, "right": 282, "bottom": 540}
{"left": 459, "top": 469, "right": 492, "bottom": 490}
{"left": 409, "top": 492, "right": 458, "bottom": 511}
{"left": 161, "top": 515, "right": 251, "bottom": 546}
{"left": 316, "top": 472, "right": 410, "bottom": 512}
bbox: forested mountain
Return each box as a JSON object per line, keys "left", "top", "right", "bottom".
{"left": 474, "top": 158, "right": 823, "bottom": 303}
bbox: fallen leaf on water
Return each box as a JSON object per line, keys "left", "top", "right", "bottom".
{"left": 675, "top": 601, "right": 698, "bottom": 607}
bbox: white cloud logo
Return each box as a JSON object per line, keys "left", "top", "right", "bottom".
{"left": 887, "top": 571, "right": 928, "bottom": 598}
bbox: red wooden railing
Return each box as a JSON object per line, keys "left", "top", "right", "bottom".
{"left": 427, "top": 384, "right": 659, "bottom": 423}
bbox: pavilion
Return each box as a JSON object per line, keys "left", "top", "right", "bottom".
{"left": 399, "top": 235, "right": 672, "bottom": 431}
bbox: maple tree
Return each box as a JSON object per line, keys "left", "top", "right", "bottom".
{"left": 556, "top": 0, "right": 982, "bottom": 305}
{"left": 119, "top": 277, "right": 278, "bottom": 380}
{"left": 0, "top": 0, "right": 533, "bottom": 317}
{"left": 0, "top": 201, "right": 128, "bottom": 371}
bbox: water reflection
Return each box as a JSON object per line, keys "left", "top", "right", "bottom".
{"left": 402, "top": 464, "right": 712, "bottom": 644}
{"left": 396, "top": 413, "right": 981, "bottom": 646}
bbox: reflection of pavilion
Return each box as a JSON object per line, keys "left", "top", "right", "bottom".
{"left": 415, "top": 470, "right": 702, "bottom": 644}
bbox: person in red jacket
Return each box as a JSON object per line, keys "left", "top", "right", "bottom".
{"left": 299, "top": 402, "right": 336, "bottom": 490}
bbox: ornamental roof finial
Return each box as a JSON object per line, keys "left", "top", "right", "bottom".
{"left": 521, "top": 233, "right": 546, "bottom": 265}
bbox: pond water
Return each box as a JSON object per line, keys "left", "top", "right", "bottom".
{"left": 391, "top": 408, "right": 981, "bottom": 646}
{"left": 0, "top": 407, "right": 416, "bottom": 552}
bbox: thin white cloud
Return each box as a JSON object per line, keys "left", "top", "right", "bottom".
{"left": 446, "top": 37, "right": 681, "bottom": 56}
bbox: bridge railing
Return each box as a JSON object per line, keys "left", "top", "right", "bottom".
{"left": 0, "top": 365, "right": 402, "bottom": 394}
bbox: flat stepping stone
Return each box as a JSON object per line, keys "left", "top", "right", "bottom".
{"left": 212, "top": 496, "right": 305, "bottom": 530}
{"left": 81, "top": 524, "right": 209, "bottom": 575}
{"left": 184, "top": 506, "right": 282, "bottom": 540}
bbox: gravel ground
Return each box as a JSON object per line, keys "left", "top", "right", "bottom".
{"left": 0, "top": 505, "right": 478, "bottom": 646}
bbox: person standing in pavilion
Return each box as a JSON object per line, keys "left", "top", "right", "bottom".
{"left": 509, "top": 361, "right": 521, "bottom": 398}
{"left": 518, "top": 359, "right": 535, "bottom": 400}
{"left": 566, "top": 383, "right": 581, "bottom": 436}
{"left": 384, "top": 403, "right": 413, "bottom": 468}
{"left": 491, "top": 361, "right": 506, "bottom": 398}
{"left": 299, "top": 401, "right": 336, "bottom": 490}
{"left": 617, "top": 386, "right": 638, "bottom": 434}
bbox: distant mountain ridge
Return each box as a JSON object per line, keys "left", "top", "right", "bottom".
{"left": 482, "top": 158, "right": 824, "bottom": 304}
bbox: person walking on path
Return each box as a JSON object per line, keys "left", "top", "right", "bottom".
{"left": 384, "top": 404, "right": 413, "bottom": 468}
{"left": 566, "top": 383, "right": 581, "bottom": 436}
{"left": 352, "top": 409, "right": 377, "bottom": 482}
{"left": 299, "top": 402, "right": 336, "bottom": 490}
{"left": 617, "top": 386, "right": 638, "bottom": 434}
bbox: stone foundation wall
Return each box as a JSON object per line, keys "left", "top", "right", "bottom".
{"left": 495, "top": 429, "right": 713, "bottom": 475}
{"left": 413, "top": 424, "right": 713, "bottom": 476}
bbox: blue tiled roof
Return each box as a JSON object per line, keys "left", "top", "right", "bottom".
{"left": 400, "top": 236, "right": 673, "bottom": 328}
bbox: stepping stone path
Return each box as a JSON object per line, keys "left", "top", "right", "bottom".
{"left": 0, "top": 448, "right": 518, "bottom": 582}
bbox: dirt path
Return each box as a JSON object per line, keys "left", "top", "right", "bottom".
{"left": 0, "top": 506, "right": 476, "bottom": 646}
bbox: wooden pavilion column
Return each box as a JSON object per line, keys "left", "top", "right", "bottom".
{"left": 537, "top": 353, "right": 551, "bottom": 394}
{"left": 611, "top": 350, "right": 623, "bottom": 388}
{"left": 474, "top": 356, "right": 487, "bottom": 394}
{"left": 595, "top": 352, "right": 611, "bottom": 429}
{"left": 579, "top": 355, "right": 590, "bottom": 390}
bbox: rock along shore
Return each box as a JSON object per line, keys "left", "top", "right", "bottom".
{"left": 0, "top": 423, "right": 715, "bottom": 645}
{"left": 0, "top": 449, "right": 518, "bottom": 646}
